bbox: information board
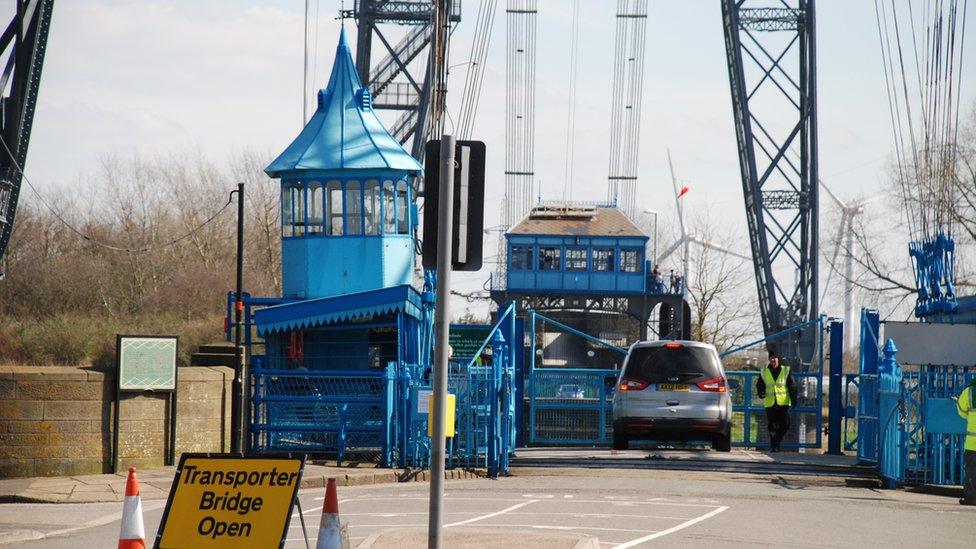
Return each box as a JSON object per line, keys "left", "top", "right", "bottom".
{"left": 118, "top": 335, "right": 178, "bottom": 391}
{"left": 155, "top": 454, "right": 305, "bottom": 549}
{"left": 449, "top": 324, "right": 492, "bottom": 359}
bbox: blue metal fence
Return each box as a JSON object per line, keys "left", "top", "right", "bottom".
{"left": 725, "top": 371, "right": 823, "bottom": 449}
{"left": 249, "top": 361, "right": 398, "bottom": 466}
{"left": 852, "top": 307, "right": 973, "bottom": 487}
{"left": 526, "top": 310, "right": 626, "bottom": 446}
{"left": 899, "top": 365, "right": 973, "bottom": 486}
{"left": 528, "top": 368, "right": 617, "bottom": 445}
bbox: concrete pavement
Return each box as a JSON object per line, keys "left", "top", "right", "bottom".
{"left": 4, "top": 466, "right": 972, "bottom": 548}
{"left": 0, "top": 463, "right": 483, "bottom": 504}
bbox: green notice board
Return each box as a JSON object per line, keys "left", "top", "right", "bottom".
{"left": 449, "top": 324, "right": 492, "bottom": 358}
{"left": 117, "top": 335, "right": 178, "bottom": 391}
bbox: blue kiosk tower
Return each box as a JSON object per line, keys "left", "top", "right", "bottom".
{"left": 249, "top": 31, "right": 428, "bottom": 463}
{"left": 266, "top": 29, "right": 422, "bottom": 299}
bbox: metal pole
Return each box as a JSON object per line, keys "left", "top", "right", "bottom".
{"left": 231, "top": 182, "right": 245, "bottom": 453}
{"left": 302, "top": 0, "right": 310, "bottom": 124}
{"left": 653, "top": 212, "right": 658, "bottom": 266}
{"left": 428, "top": 135, "right": 455, "bottom": 549}
{"left": 844, "top": 227, "right": 854, "bottom": 352}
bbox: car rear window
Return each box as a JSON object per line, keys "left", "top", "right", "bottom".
{"left": 623, "top": 346, "right": 722, "bottom": 383}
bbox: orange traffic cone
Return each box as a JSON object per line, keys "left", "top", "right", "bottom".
{"left": 118, "top": 467, "right": 146, "bottom": 549}
{"left": 315, "top": 478, "right": 349, "bottom": 549}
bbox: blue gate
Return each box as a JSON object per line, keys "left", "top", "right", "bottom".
{"left": 249, "top": 363, "right": 398, "bottom": 466}
{"left": 850, "top": 307, "right": 974, "bottom": 487}
{"left": 403, "top": 303, "right": 519, "bottom": 476}
{"left": 720, "top": 316, "right": 826, "bottom": 449}
{"left": 527, "top": 311, "right": 626, "bottom": 446}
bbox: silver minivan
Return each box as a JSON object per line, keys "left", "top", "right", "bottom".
{"left": 611, "top": 340, "right": 733, "bottom": 451}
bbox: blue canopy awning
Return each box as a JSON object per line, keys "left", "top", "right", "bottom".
{"left": 254, "top": 284, "right": 424, "bottom": 335}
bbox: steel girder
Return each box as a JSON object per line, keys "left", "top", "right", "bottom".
{"left": 0, "top": 0, "right": 53, "bottom": 275}
{"left": 344, "top": 1, "right": 460, "bottom": 162}
{"left": 722, "top": 0, "right": 819, "bottom": 365}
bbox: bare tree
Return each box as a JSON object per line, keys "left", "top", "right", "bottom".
{"left": 655, "top": 211, "right": 759, "bottom": 351}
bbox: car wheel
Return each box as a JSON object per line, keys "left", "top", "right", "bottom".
{"left": 612, "top": 428, "right": 629, "bottom": 451}
{"left": 713, "top": 431, "right": 732, "bottom": 452}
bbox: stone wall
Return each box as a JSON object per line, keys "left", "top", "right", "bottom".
{"left": 0, "top": 365, "right": 233, "bottom": 478}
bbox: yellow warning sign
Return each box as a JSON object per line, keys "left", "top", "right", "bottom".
{"left": 155, "top": 453, "right": 305, "bottom": 549}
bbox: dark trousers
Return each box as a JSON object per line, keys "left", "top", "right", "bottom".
{"left": 765, "top": 405, "right": 791, "bottom": 450}
{"left": 965, "top": 450, "right": 976, "bottom": 504}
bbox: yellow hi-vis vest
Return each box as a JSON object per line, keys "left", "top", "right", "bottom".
{"left": 761, "top": 366, "right": 792, "bottom": 408}
{"left": 958, "top": 385, "right": 976, "bottom": 452}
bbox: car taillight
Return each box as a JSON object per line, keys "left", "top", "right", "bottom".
{"left": 663, "top": 342, "right": 683, "bottom": 349}
{"left": 696, "top": 377, "right": 727, "bottom": 392}
{"left": 618, "top": 377, "right": 649, "bottom": 391}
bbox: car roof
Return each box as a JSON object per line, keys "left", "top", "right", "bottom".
{"left": 628, "top": 340, "right": 718, "bottom": 352}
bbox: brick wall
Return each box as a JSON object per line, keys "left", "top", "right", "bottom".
{"left": 0, "top": 365, "right": 233, "bottom": 478}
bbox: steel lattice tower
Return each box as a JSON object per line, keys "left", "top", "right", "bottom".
{"left": 342, "top": 1, "right": 460, "bottom": 163}
{"left": 722, "top": 0, "right": 819, "bottom": 365}
{"left": 0, "top": 0, "right": 54, "bottom": 277}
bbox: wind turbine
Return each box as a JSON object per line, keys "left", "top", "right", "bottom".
{"left": 656, "top": 151, "right": 751, "bottom": 288}
{"left": 819, "top": 181, "right": 880, "bottom": 352}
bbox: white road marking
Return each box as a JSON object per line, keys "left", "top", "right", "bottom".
{"left": 613, "top": 506, "right": 729, "bottom": 548}
{"left": 444, "top": 500, "right": 538, "bottom": 527}
{"left": 345, "top": 496, "right": 717, "bottom": 507}
{"left": 563, "top": 495, "right": 574, "bottom": 498}
{"left": 8, "top": 501, "right": 168, "bottom": 543}
{"left": 293, "top": 498, "right": 354, "bottom": 518}
{"left": 454, "top": 524, "right": 656, "bottom": 534}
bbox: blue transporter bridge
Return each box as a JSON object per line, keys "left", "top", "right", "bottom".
{"left": 248, "top": 30, "right": 428, "bottom": 465}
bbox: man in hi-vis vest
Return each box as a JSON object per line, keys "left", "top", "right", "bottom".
{"left": 958, "top": 378, "right": 976, "bottom": 506}
{"left": 755, "top": 354, "right": 797, "bottom": 452}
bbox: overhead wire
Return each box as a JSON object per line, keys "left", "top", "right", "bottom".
{"left": 876, "top": 0, "right": 967, "bottom": 248}
{"left": 0, "top": 134, "right": 235, "bottom": 254}
{"left": 561, "top": 0, "right": 582, "bottom": 200}
{"left": 606, "top": 0, "right": 647, "bottom": 219}
{"left": 458, "top": 0, "right": 499, "bottom": 139}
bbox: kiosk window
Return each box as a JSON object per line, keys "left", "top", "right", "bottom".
{"left": 345, "top": 180, "right": 363, "bottom": 235}
{"left": 593, "top": 249, "right": 615, "bottom": 271}
{"left": 383, "top": 180, "right": 396, "bottom": 233}
{"left": 307, "top": 181, "right": 323, "bottom": 234}
{"left": 281, "top": 183, "right": 304, "bottom": 237}
{"left": 621, "top": 249, "right": 641, "bottom": 272}
{"left": 327, "top": 180, "right": 342, "bottom": 235}
{"left": 396, "top": 181, "right": 409, "bottom": 234}
{"left": 566, "top": 247, "right": 587, "bottom": 270}
{"left": 364, "top": 180, "right": 381, "bottom": 235}
{"left": 511, "top": 246, "right": 532, "bottom": 270}
{"left": 539, "top": 247, "right": 561, "bottom": 270}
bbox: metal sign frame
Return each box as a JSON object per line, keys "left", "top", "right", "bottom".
{"left": 113, "top": 334, "right": 179, "bottom": 473}
{"left": 422, "top": 139, "right": 486, "bottom": 271}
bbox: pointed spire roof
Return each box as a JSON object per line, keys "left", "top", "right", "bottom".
{"left": 266, "top": 28, "right": 423, "bottom": 178}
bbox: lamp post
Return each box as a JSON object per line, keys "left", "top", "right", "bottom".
{"left": 643, "top": 209, "right": 658, "bottom": 266}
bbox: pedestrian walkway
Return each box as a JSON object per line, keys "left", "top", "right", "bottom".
{"left": 0, "top": 465, "right": 482, "bottom": 504}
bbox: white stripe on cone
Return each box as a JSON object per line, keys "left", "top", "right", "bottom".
{"left": 315, "top": 513, "right": 348, "bottom": 549}
{"left": 119, "top": 494, "right": 145, "bottom": 545}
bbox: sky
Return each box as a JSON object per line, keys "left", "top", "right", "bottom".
{"left": 17, "top": 0, "right": 976, "bottom": 320}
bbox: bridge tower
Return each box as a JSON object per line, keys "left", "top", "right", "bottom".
{"left": 722, "top": 0, "right": 819, "bottom": 365}
{"left": 341, "top": 0, "right": 460, "bottom": 161}
{"left": 0, "top": 0, "right": 54, "bottom": 276}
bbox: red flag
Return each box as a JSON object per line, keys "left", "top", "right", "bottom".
{"left": 677, "top": 186, "right": 690, "bottom": 199}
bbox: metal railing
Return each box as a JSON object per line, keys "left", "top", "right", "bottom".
{"left": 250, "top": 362, "right": 397, "bottom": 466}
{"left": 725, "top": 370, "right": 823, "bottom": 449}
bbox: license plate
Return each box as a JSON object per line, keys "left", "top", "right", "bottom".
{"left": 658, "top": 383, "right": 689, "bottom": 392}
